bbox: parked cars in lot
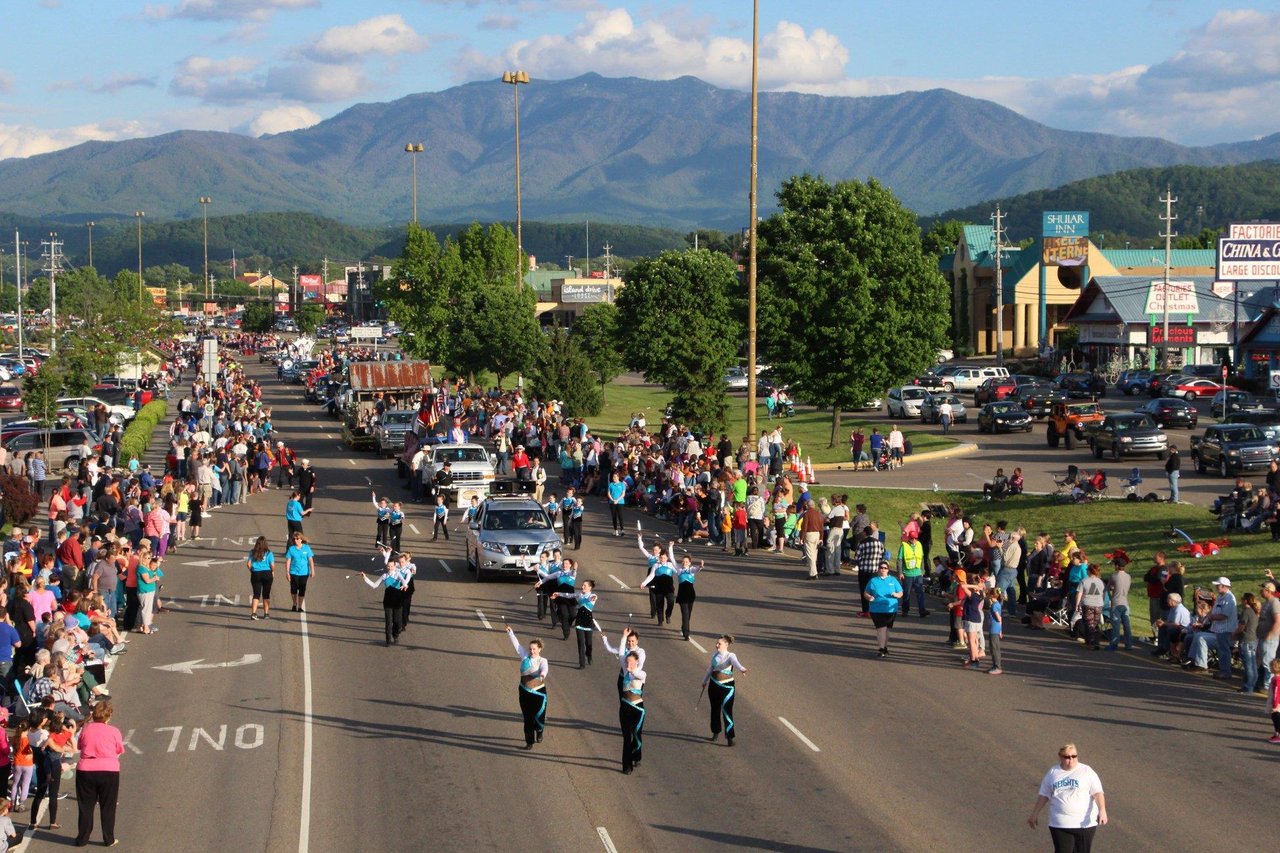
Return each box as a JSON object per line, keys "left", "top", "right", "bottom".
{"left": 1089, "top": 413, "right": 1168, "bottom": 460}
{"left": 1220, "top": 410, "right": 1280, "bottom": 444}
{"left": 977, "top": 400, "right": 1033, "bottom": 433}
{"left": 913, "top": 365, "right": 959, "bottom": 391}
{"left": 465, "top": 495, "right": 561, "bottom": 581}
{"left": 973, "top": 376, "right": 1017, "bottom": 405}
{"left": 0, "top": 386, "right": 22, "bottom": 411}
{"left": 1053, "top": 372, "right": 1100, "bottom": 399}
{"left": 1013, "top": 384, "right": 1067, "bottom": 419}
{"left": 938, "top": 365, "right": 1010, "bottom": 393}
{"left": 1146, "top": 373, "right": 1188, "bottom": 397}
{"left": 57, "top": 395, "right": 134, "bottom": 423}
{"left": 1134, "top": 397, "right": 1198, "bottom": 429}
{"left": 723, "top": 367, "right": 750, "bottom": 391}
{"left": 1046, "top": 401, "right": 1105, "bottom": 449}
{"left": 1190, "top": 424, "right": 1277, "bottom": 476}
{"left": 3, "top": 428, "right": 99, "bottom": 471}
{"left": 1115, "top": 369, "right": 1154, "bottom": 395}
{"left": 919, "top": 393, "right": 967, "bottom": 424}
{"left": 1209, "top": 390, "right": 1262, "bottom": 419}
{"left": 1169, "top": 378, "right": 1234, "bottom": 400}
{"left": 886, "top": 385, "right": 929, "bottom": 419}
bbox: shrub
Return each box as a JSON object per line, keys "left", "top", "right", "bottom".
{"left": 0, "top": 468, "right": 40, "bottom": 527}
{"left": 119, "top": 399, "right": 170, "bottom": 464}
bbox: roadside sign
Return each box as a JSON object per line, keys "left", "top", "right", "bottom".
{"left": 1211, "top": 281, "right": 1234, "bottom": 299}
{"left": 1217, "top": 223, "right": 1280, "bottom": 281}
{"left": 351, "top": 325, "right": 383, "bottom": 340}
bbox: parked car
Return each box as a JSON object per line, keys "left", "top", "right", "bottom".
{"left": 0, "top": 386, "right": 22, "bottom": 411}
{"left": 1089, "top": 413, "right": 1168, "bottom": 461}
{"left": 1014, "top": 384, "right": 1067, "bottom": 419}
{"left": 941, "top": 365, "right": 1010, "bottom": 393}
{"left": 1169, "top": 378, "right": 1234, "bottom": 400}
{"left": 3, "top": 428, "right": 99, "bottom": 471}
{"left": 1134, "top": 397, "right": 1198, "bottom": 429}
{"left": 977, "top": 400, "right": 1033, "bottom": 433}
{"left": 886, "top": 385, "right": 929, "bottom": 419}
{"left": 1221, "top": 410, "right": 1280, "bottom": 444}
{"left": 1053, "top": 372, "right": 1101, "bottom": 399}
{"left": 1209, "top": 390, "right": 1261, "bottom": 419}
{"left": 1190, "top": 424, "right": 1277, "bottom": 476}
{"left": 723, "top": 367, "right": 750, "bottom": 391}
{"left": 1146, "top": 373, "right": 1188, "bottom": 398}
{"left": 919, "top": 393, "right": 967, "bottom": 424}
{"left": 1115, "top": 369, "right": 1154, "bottom": 396}
{"left": 56, "top": 396, "right": 134, "bottom": 423}
{"left": 973, "top": 376, "right": 1018, "bottom": 406}
{"left": 913, "top": 364, "right": 960, "bottom": 391}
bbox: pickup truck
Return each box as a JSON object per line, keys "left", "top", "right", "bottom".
{"left": 372, "top": 409, "right": 418, "bottom": 456}
{"left": 1191, "top": 424, "right": 1277, "bottom": 477}
{"left": 1090, "top": 413, "right": 1168, "bottom": 461}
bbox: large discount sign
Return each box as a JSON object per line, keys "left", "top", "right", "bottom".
{"left": 1217, "top": 223, "right": 1280, "bottom": 281}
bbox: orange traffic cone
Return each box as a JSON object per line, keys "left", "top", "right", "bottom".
{"left": 806, "top": 457, "right": 816, "bottom": 485}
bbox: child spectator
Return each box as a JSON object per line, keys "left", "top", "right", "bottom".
{"left": 987, "top": 588, "right": 1004, "bottom": 676}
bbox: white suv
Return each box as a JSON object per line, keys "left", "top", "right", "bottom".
{"left": 941, "top": 366, "right": 1010, "bottom": 393}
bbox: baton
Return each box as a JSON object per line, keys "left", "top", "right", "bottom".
{"left": 695, "top": 682, "right": 706, "bottom": 710}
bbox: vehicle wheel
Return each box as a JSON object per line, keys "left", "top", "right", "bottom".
{"left": 943, "top": 382, "right": 955, "bottom": 392}
{"left": 1093, "top": 443, "right": 1102, "bottom": 459}
{"left": 1184, "top": 391, "right": 1197, "bottom": 401}
{"left": 1219, "top": 459, "right": 1229, "bottom": 478}
{"left": 1064, "top": 431, "right": 1074, "bottom": 450}
{"left": 1196, "top": 454, "right": 1206, "bottom": 475}
{"left": 1127, "top": 387, "right": 1139, "bottom": 396}
{"left": 1047, "top": 428, "right": 1059, "bottom": 448}
{"left": 1112, "top": 445, "right": 1122, "bottom": 462}
{"left": 466, "top": 548, "right": 476, "bottom": 572}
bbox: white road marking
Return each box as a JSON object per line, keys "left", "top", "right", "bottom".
{"left": 153, "top": 653, "right": 263, "bottom": 674}
{"left": 597, "top": 827, "right": 619, "bottom": 853}
{"left": 778, "top": 717, "right": 821, "bottom": 752}
{"left": 347, "top": 459, "right": 356, "bottom": 466}
{"left": 476, "top": 609, "right": 492, "bottom": 630}
{"left": 409, "top": 523, "right": 421, "bottom": 535}
{"left": 438, "top": 559, "right": 452, "bottom": 574}
{"left": 608, "top": 574, "right": 629, "bottom": 589}
{"left": 688, "top": 638, "right": 707, "bottom": 654}
{"left": 299, "top": 610, "right": 314, "bottom": 853}
{"left": 325, "top": 433, "right": 334, "bottom": 440}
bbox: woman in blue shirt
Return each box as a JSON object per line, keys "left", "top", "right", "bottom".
{"left": 245, "top": 535, "right": 275, "bottom": 621}
{"left": 863, "top": 560, "right": 904, "bottom": 658}
{"left": 285, "top": 490, "right": 311, "bottom": 542}
{"left": 285, "top": 532, "right": 315, "bottom": 613}
{"left": 607, "top": 474, "right": 627, "bottom": 536}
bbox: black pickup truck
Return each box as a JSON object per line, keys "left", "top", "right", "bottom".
{"left": 1191, "top": 424, "right": 1277, "bottom": 477}
{"left": 1090, "top": 413, "right": 1169, "bottom": 461}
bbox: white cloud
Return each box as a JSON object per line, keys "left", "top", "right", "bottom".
{"left": 48, "top": 74, "right": 157, "bottom": 95}
{"left": 0, "top": 70, "right": 12, "bottom": 94}
{"left": 144, "top": 0, "right": 317, "bottom": 22}
{"left": 479, "top": 15, "right": 520, "bottom": 31}
{"left": 245, "top": 105, "right": 321, "bottom": 136}
{"left": 0, "top": 120, "right": 148, "bottom": 159}
{"left": 457, "top": 9, "right": 845, "bottom": 90}
{"left": 170, "top": 55, "right": 264, "bottom": 103}
{"left": 265, "top": 63, "right": 369, "bottom": 102}
{"left": 309, "top": 14, "right": 427, "bottom": 64}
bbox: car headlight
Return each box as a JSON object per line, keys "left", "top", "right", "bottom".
{"left": 482, "top": 541, "right": 506, "bottom": 554}
{"left": 1227, "top": 449, "right": 1239, "bottom": 456}
{"left": 1120, "top": 436, "right": 1132, "bottom": 443}
{"left": 1157, "top": 434, "right": 1167, "bottom": 441}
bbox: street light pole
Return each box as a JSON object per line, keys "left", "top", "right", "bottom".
{"left": 404, "top": 143, "right": 423, "bottom": 223}
{"left": 86, "top": 221, "right": 95, "bottom": 269}
{"left": 199, "top": 197, "right": 212, "bottom": 301}
{"left": 134, "top": 211, "right": 145, "bottom": 304}
{"left": 746, "top": 0, "right": 760, "bottom": 441}
{"left": 502, "top": 70, "right": 530, "bottom": 285}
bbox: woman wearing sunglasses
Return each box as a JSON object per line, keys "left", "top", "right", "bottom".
{"left": 1027, "top": 743, "right": 1107, "bottom": 852}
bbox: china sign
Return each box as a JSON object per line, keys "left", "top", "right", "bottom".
{"left": 1148, "top": 324, "right": 1197, "bottom": 346}
{"left": 1144, "top": 280, "right": 1199, "bottom": 315}
{"left": 1042, "top": 211, "right": 1089, "bottom": 237}
{"left": 1217, "top": 223, "right": 1280, "bottom": 281}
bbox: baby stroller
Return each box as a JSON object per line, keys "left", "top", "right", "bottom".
{"left": 1053, "top": 465, "right": 1081, "bottom": 498}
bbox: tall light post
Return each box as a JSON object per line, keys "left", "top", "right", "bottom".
{"left": 85, "top": 221, "right": 95, "bottom": 268}
{"left": 501, "top": 70, "right": 530, "bottom": 284}
{"left": 404, "top": 143, "right": 423, "bottom": 223}
{"left": 199, "top": 197, "right": 212, "bottom": 301}
{"left": 745, "top": 0, "right": 760, "bottom": 441}
{"left": 134, "top": 211, "right": 145, "bottom": 303}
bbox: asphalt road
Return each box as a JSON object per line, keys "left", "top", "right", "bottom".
{"left": 25, "top": 368, "right": 1274, "bottom": 852}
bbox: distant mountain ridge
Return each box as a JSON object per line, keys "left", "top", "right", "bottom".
{"left": 3, "top": 73, "right": 1280, "bottom": 229}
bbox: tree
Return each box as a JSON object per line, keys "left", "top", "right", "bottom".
{"left": 1176, "top": 227, "right": 1221, "bottom": 250}
{"left": 243, "top": 302, "right": 274, "bottom": 333}
{"left": 922, "top": 219, "right": 967, "bottom": 258}
{"left": 758, "top": 174, "right": 950, "bottom": 446}
{"left": 295, "top": 303, "right": 326, "bottom": 335}
{"left": 23, "top": 357, "right": 65, "bottom": 428}
{"left": 571, "top": 303, "right": 624, "bottom": 389}
{"left": 380, "top": 222, "right": 451, "bottom": 362}
{"left": 532, "top": 327, "right": 602, "bottom": 416}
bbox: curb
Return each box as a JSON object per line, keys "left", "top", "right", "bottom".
{"left": 810, "top": 442, "right": 980, "bottom": 472}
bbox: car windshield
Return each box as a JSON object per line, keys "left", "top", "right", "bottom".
{"left": 903, "top": 388, "right": 928, "bottom": 400}
{"left": 990, "top": 403, "right": 1019, "bottom": 414}
{"left": 434, "top": 447, "right": 488, "bottom": 463}
{"left": 930, "top": 395, "right": 959, "bottom": 405}
{"left": 483, "top": 509, "right": 551, "bottom": 531}
{"left": 384, "top": 411, "right": 416, "bottom": 425}
{"left": 1112, "top": 416, "right": 1153, "bottom": 430}
{"left": 1220, "top": 426, "right": 1264, "bottom": 442}
{"left": 1069, "top": 404, "right": 1099, "bottom": 415}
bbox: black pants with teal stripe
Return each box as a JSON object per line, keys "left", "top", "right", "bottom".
{"left": 519, "top": 685, "right": 547, "bottom": 746}
{"left": 709, "top": 679, "right": 736, "bottom": 741}
{"left": 620, "top": 699, "right": 645, "bottom": 770}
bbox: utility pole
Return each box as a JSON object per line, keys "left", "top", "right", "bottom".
{"left": 585, "top": 220, "right": 590, "bottom": 278}
{"left": 991, "top": 206, "right": 1005, "bottom": 366}
{"left": 601, "top": 244, "right": 613, "bottom": 280}
{"left": 199, "top": 197, "right": 212, "bottom": 301}
{"left": 292, "top": 265, "right": 299, "bottom": 316}
{"left": 1158, "top": 187, "right": 1178, "bottom": 371}
{"left": 14, "top": 231, "right": 23, "bottom": 357}
{"left": 41, "top": 232, "right": 64, "bottom": 355}
{"left": 746, "top": 0, "right": 760, "bottom": 440}
{"left": 85, "top": 221, "right": 95, "bottom": 269}
{"left": 565, "top": 255, "right": 573, "bottom": 275}
{"left": 134, "top": 211, "right": 145, "bottom": 304}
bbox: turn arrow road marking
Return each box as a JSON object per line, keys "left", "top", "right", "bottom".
{"left": 153, "top": 653, "right": 263, "bottom": 675}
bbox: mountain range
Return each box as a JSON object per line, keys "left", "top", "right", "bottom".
{"left": 3, "top": 73, "right": 1280, "bottom": 229}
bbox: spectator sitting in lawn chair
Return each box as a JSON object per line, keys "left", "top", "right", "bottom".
{"left": 1152, "top": 592, "right": 1192, "bottom": 657}
{"left": 1070, "top": 469, "right": 1107, "bottom": 502}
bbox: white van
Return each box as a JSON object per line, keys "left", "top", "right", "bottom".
{"left": 941, "top": 366, "right": 1010, "bottom": 393}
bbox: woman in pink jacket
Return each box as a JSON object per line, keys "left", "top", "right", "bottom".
{"left": 75, "top": 700, "right": 124, "bottom": 848}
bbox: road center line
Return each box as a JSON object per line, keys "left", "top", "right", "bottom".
{"left": 438, "top": 559, "right": 452, "bottom": 573}
{"left": 687, "top": 637, "right": 707, "bottom": 654}
{"left": 778, "top": 717, "right": 821, "bottom": 753}
{"left": 298, "top": 610, "right": 314, "bottom": 852}
{"left": 476, "top": 609, "right": 492, "bottom": 630}
{"left": 608, "top": 574, "right": 629, "bottom": 589}
{"left": 596, "top": 827, "right": 619, "bottom": 853}
{"left": 409, "top": 523, "right": 421, "bottom": 535}
{"left": 347, "top": 459, "right": 356, "bottom": 465}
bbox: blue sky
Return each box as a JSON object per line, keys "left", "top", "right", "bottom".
{"left": 2, "top": 1, "right": 1277, "bottom": 158}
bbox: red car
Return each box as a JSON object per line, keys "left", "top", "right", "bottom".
{"left": 1169, "top": 378, "right": 1235, "bottom": 400}
{"left": 0, "top": 386, "right": 22, "bottom": 411}
{"left": 974, "top": 376, "right": 1018, "bottom": 406}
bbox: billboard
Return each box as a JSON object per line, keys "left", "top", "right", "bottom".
{"left": 1042, "top": 211, "right": 1089, "bottom": 237}
{"left": 561, "top": 283, "right": 611, "bottom": 303}
{"left": 1148, "top": 324, "right": 1197, "bottom": 346}
{"left": 1144, "top": 280, "right": 1199, "bottom": 315}
{"left": 1217, "top": 223, "right": 1280, "bottom": 281}
{"left": 1042, "top": 236, "right": 1088, "bottom": 266}
{"left": 300, "top": 274, "right": 322, "bottom": 289}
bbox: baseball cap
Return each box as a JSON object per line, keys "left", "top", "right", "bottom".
{"left": 1213, "top": 576, "right": 1232, "bottom": 587}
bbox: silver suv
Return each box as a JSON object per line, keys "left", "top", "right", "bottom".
{"left": 466, "top": 496, "right": 561, "bottom": 582}
{"left": 372, "top": 409, "right": 417, "bottom": 456}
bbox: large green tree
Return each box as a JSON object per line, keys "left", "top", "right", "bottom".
{"left": 380, "top": 223, "right": 451, "bottom": 362}
{"left": 758, "top": 174, "right": 950, "bottom": 446}
{"left": 616, "top": 249, "right": 741, "bottom": 432}
{"left": 295, "top": 303, "right": 325, "bottom": 335}
{"left": 532, "top": 326, "right": 603, "bottom": 416}
{"left": 242, "top": 302, "right": 274, "bottom": 333}
{"left": 570, "top": 302, "right": 624, "bottom": 389}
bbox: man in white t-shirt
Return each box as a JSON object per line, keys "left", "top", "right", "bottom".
{"left": 1027, "top": 743, "right": 1107, "bottom": 851}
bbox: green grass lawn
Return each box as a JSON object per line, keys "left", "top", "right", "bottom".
{"left": 593, "top": 380, "right": 957, "bottom": 464}
{"left": 803, "top": 485, "right": 1263, "bottom": 639}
